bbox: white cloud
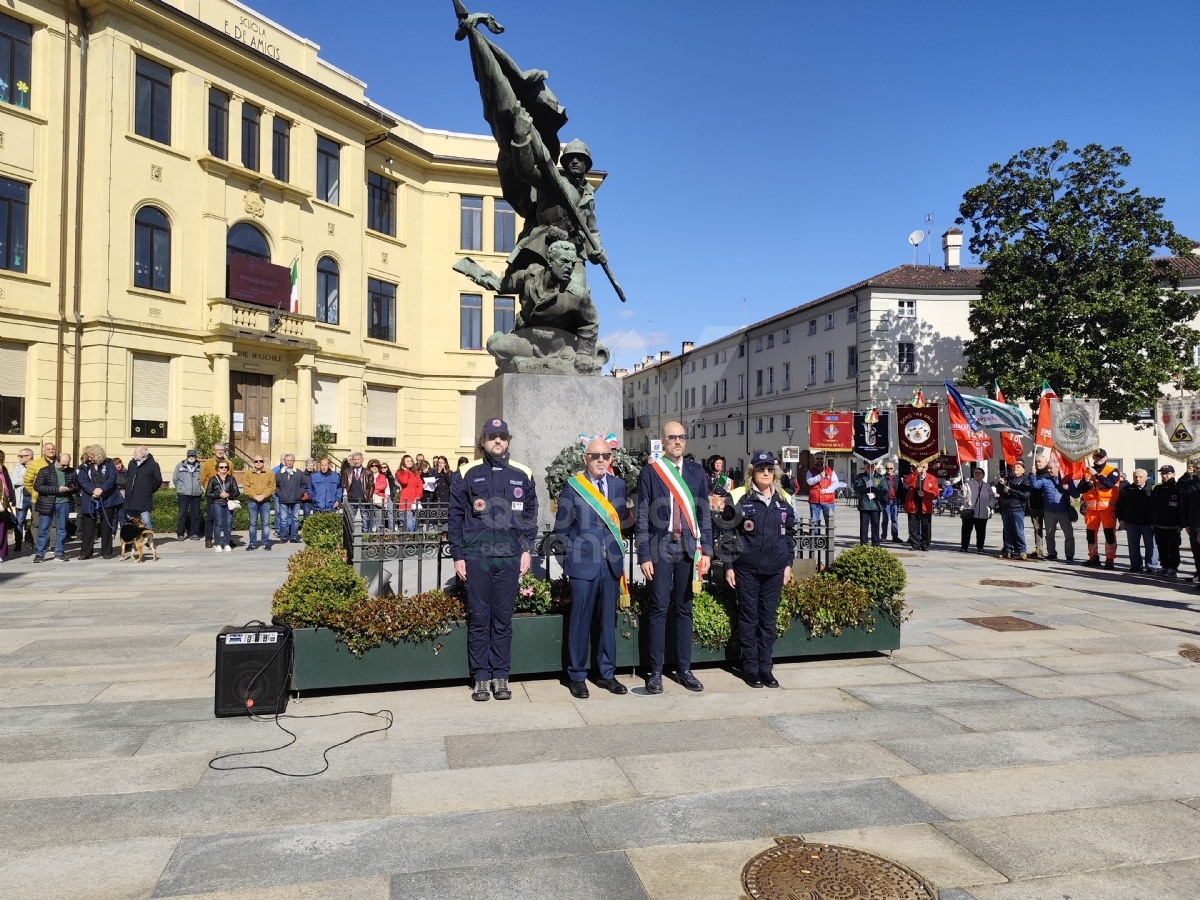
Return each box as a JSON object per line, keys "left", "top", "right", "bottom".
{"left": 601, "top": 328, "right": 668, "bottom": 355}
{"left": 618, "top": 308, "right": 638, "bottom": 319}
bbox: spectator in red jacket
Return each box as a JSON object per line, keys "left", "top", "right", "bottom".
{"left": 903, "top": 463, "right": 939, "bottom": 551}
{"left": 396, "top": 454, "right": 424, "bottom": 532}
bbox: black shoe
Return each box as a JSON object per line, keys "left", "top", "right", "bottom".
{"left": 595, "top": 677, "right": 628, "bottom": 695}
{"left": 492, "top": 678, "right": 512, "bottom": 700}
{"left": 263, "top": 543, "right": 272, "bottom": 551}
{"left": 1129, "top": 566, "right": 1143, "bottom": 574}
{"left": 677, "top": 671, "right": 704, "bottom": 692}
{"left": 246, "top": 545, "right": 257, "bottom": 551}
{"left": 920, "top": 544, "right": 930, "bottom": 551}
{"left": 205, "top": 540, "right": 213, "bottom": 549}
{"left": 176, "top": 534, "right": 185, "bottom": 541}
{"left": 56, "top": 555, "right": 69, "bottom": 562}
{"left": 890, "top": 537, "right": 904, "bottom": 543}
{"left": 743, "top": 671, "right": 764, "bottom": 688}
{"left": 33, "top": 555, "right": 44, "bottom": 564}
{"left": 761, "top": 672, "right": 780, "bottom": 688}
{"left": 1084, "top": 557, "right": 1100, "bottom": 568}
{"left": 645, "top": 674, "right": 663, "bottom": 694}
{"left": 568, "top": 680, "right": 589, "bottom": 699}
{"left": 1104, "top": 560, "right": 1115, "bottom": 570}
{"left": 471, "top": 680, "right": 490, "bottom": 701}
{"left": 960, "top": 548, "right": 969, "bottom": 553}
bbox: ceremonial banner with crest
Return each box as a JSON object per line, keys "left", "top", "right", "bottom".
{"left": 1048, "top": 399, "right": 1101, "bottom": 461}
{"left": 852, "top": 411, "right": 890, "bottom": 462}
{"left": 1156, "top": 398, "right": 1200, "bottom": 460}
{"left": 897, "top": 404, "right": 939, "bottom": 464}
{"left": 808, "top": 412, "right": 854, "bottom": 452}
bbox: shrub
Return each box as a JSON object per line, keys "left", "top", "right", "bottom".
{"left": 324, "top": 590, "right": 466, "bottom": 657}
{"left": 691, "top": 589, "right": 733, "bottom": 651}
{"left": 287, "top": 546, "right": 341, "bottom": 577}
{"left": 514, "top": 572, "right": 553, "bottom": 615}
{"left": 782, "top": 573, "right": 874, "bottom": 639}
{"left": 828, "top": 544, "right": 908, "bottom": 625}
{"left": 272, "top": 559, "right": 367, "bottom": 628}
{"left": 190, "top": 414, "right": 226, "bottom": 460}
{"left": 152, "top": 487, "right": 247, "bottom": 531}
{"left": 310, "top": 425, "right": 335, "bottom": 464}
{"left": 301, "top": 512, "right": 344, "bottom": 552}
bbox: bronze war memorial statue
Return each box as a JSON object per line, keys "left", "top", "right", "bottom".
{"left": 451, "top": 0, "right": 626, "bottom": 377}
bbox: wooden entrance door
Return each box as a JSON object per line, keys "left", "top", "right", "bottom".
{"left": 230, "top": 372, "right": 273, "bottom": 463}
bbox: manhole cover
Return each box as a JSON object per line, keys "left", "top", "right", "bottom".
{"left": 1180, "top": 645, "right": 1200, "bottom": 663}
{"left": 742, "top": 837, "right": 936, "bottom": 900}
{"left": 961, "top": 615, "right": 1050, "bottom": 632}
{"left": 980, "top": 579, "right": 1037, "bottom": 588}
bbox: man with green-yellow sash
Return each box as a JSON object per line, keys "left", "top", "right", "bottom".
{"left": 553, "top": 436, "right": 634, "bottom": 699}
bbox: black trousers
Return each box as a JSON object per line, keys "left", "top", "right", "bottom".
{"left": 646, "top": 551, "right": 695, "bottom": 676}
{"left": 464, "top": 555, "right": 519, "bottom": 682}
{"left": 78, "top": 512, "right": 113, "bottom": 559}
{"left": 908, "top": 513, "right": 932, "bottom": 548}
{"left": 177, "top": 494, "right": 201, "bottom": 537}
{"left": 960, "top": 516, "right": 987, "bottom": 550}
{"left": 735, "top": 566, "right": 784, "bottom": 676}
{"left": 1154, "top": 527, "right": 1182, "bottom": 570}
{"left": 858, "top": 510, "right": 881, "bottom": 545}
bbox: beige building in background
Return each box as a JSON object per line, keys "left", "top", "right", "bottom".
{"left": 0, "top": 0, "right": 515, "bottom": 465}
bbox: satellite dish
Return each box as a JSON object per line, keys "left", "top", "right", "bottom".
{"left": 908, "top": 230, "right": 925, "bottom": 246}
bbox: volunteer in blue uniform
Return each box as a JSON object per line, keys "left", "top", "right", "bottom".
{"left": 635, "top": 420, "right": 713, "bottom": 694}
{"left": 720, "top": 451, "right": 796, "bottom": 688}
{"left": 554, "top": 436, "right": 633, "bottom": 699}
{"left": 448, "top": 418, "right": 539, "bottom": 702}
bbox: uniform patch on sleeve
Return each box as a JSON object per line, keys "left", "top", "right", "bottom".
{"left": 512, "top": 486, "right": 523, "bottom": 498}
{"left": 743, "top": 520, "right": 755, "bottom": 532}
{"left": 473, "top": 498, "right": 486, "bottom": 512}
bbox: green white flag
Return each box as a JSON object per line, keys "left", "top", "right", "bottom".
{"left": 289, "top": 254, "right": 300, "bottom": 314}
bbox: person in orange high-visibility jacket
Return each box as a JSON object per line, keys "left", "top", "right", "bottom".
{"left": 1078, "top": 448, "right": 1120, "bottom": 569}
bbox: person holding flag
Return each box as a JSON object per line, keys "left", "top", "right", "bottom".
{"left": 635, "top": 421, "right": 713, "bottom": 695}
{"left": 995, "top": 382, "right": 1039, "bottom": 554}
{"left": 554, "top": 436, "right": 634, "bottom": 699}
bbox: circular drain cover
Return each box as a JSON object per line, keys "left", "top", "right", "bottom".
{"left": 742, "top": 837, "right": 936, "bottom": 899}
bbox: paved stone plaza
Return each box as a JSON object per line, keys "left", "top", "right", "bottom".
{"left": 2, "top": 516, "right": 1200, "bottom": 899}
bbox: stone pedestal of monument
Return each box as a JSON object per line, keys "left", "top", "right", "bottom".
{"left": 476, "top": 373, "right": 623, "bottom": 532}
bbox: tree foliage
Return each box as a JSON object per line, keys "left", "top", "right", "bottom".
{"left": 190, "top": 414, "right": 226, "bottom": 459}
{"left": 957, "top": 141, "right": 1200, "bottom": 422}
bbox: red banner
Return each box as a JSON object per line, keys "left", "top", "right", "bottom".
{"left": 897, "top": 403, "right": 939, "bottom": 464}
{"left": 1036, "top": 390, "right": 1055, "bottom": 449}
{"left": 994, "top": 385, "right": 1026, "bottom": 465}
{"left": 947, "top": 395, "right": 993, "bottom": 462}
{"left": 228, "top": 254, "right": 291, "bottom": 309}
{"left": 808, "top": 412, "right": 854, "bottom": 452}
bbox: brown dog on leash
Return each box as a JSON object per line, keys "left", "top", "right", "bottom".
{"left": 119, "top": 517, "right": 158, "bottom": 562}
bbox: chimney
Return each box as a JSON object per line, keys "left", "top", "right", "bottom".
{"left": 681, "top": 341, "right": 694, "bottom": 354}
{"left": 642, "top": 355, "right": 655, "bottom": 367}
{"left": 632, "top": 363, "right": 643, "bottom": 372}
{"left": 612, "top": 367, "right": 628, "bottom": 377}
{"left": 941, "top": 228, "right": 963, "bottom": 270}
{"left": 658, "top": 350, "right": 671, "bottom": 362}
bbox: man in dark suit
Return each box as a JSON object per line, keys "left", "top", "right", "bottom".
{"left": 554, "top": 437, "right": 633, "bottom": 699}
{"left": 635, "top": 420, "right": 713, "bottom": 694}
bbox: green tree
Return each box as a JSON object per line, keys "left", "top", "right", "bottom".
{"left": 957, "top": 141, "right": 1200, "bottom": 422}
{"left": 190, "top": 414, "right": 226, "bottom": 459}
{"left": 311, "top": 425, "right": 334, "bottom": 462}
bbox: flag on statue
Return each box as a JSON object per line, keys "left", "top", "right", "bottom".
{"left": 993, "top": 382, "right": 1025, "bottom": 466}
{"left": 289, "top": 254, "right": 300, "bottom": 314}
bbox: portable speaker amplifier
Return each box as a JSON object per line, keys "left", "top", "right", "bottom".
{"left": 214, "top": 623, "right": 291, "bottom": 718}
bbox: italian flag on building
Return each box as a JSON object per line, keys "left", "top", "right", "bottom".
{"left": 289, "top": 254, "right": 300, "bottom": 314}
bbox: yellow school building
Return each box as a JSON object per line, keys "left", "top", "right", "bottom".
{"left": 0, "top": 0, "right": 515, "bottom": 466}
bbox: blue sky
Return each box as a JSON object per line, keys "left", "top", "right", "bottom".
{"left": 252, "top": 0, "right": 1200, "bottom": 370}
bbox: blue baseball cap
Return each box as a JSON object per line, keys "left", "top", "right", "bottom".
{"left": 481, "top": 418, "right": 510, "bottom": 436}
{"left": 750, "top": 451, "right": 775, "bottom": 468}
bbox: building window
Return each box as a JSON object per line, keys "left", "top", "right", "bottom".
{"left": 825, "top": 351, "right": 834, "bottom": 382}
{"left": 460, "top": 293, "right": 482, "bottom": 349}
{"left": 767, "top": 333, "right": 774, "bottom": 348}
{"left": 494, "top": 198, "right": 516, "bottom": 253}
{"left": 807, "top": 356, "right": 816, "bottom": 385}
{"left": 1135, "top": 458, "right": 1158, "bottom": 483}
{"left": 0, "top": 340, "right": 26, "bottom": 434}
{"left": 756, "top": 418, "right": 763, "bottom": 433}
{"left": 367, "top": 171, "right": 397, "bottom": 236}
{"left": 494, "top": 295, "right": 515, "bottom": 334}
{"left": 767, "top": 417, "right": 774, "bottom": 432}
{"left": 808, "top": 319, "right": 817, "bottom": 336}
{"left": 316, "top": 255, "right": 339, "bottom": 324}
{"left": 365, "top": 385, "right": 397, "bottom": 447}
{"left": 0, "top": 14, "right": 32, "bottom": 110}
{"left": 134, "top": 57, "right": 171, "bottom": 145}
{"left": 755, "top": 370, "right": 763, "bottom": 396}
{"left": 239, "top": 103, "right": 260, "bottom": 170}
{"left": 691, "top": 387, "right": 696, "bottom": 407}
{"left": 271, "top": 117, "right": 290, "bottom": 182}
{"left": 0, "top": 177, "right": 29, "bottom": 272}
{"left": 738, "top": 343, "right": 745, "bottom": 358}
{"left": 313, "top": 375, "right": 339, "bottom": 443}
{"left": 690, "top": 426, "right": 696, "bottom": 439}
{"left": 847, "top": 306, "right": 857, "bottom": 323}
{"left": 898, "top": 300, "right": 915, "bottom": 318}
{"left": 721, "top": 379, "right": 727, "bottom": 402}
{"left": 782, "top": 328, "right": 790, "bottom": 343}
{"left": 700, "top": 424, "right": 707, "bottom": 438}
{"left": 756, "top": 337, "right": 763, "bottom": 352}
{"left": 701, "top": 385, "right": 707, "bottom": 406}
{"left": 783, "top": 362, "right": 790, "bottom": 390}
{"left": 847, "top": 346, "right": 858, "bottom": 377}
{"left": 460, "top": 196, "right": 482, "bottom": 251}
{"left": 226, "top": 221, "right": 269, "bottom": 262}
{"left": 133, "top": 206, "right": 171, "bottom": 293}
{"left": 367, "top": 278, "right": 396, "bottom": 342}
{"left": 701, "top": 357, "right": 707, "bottom": 369}
{"left": 825, "top": 313, "right": 835, "bottom": 330}
{"left": 784, "top": 414, "right": 792, "bottom": 431}
{"left": 898, "top": 342, "right": 915, "bottom": 374}
{"left": 737, "top": 420, "right": 745, "bottom": 435}
{"left": 720, "top": 350, "right": 727, "bottom": 363}
{"left": 208, "top": 88, "right": 228, "bottom": 159}
{"left": 768, "top": 366, "right": 774, "bottom": 392}
{"left": 738, "top": 374, "right": 745, "bottom": 399}
{"left": 316, "top": 136, "right": 340, "bottom": 204}
{"left": 129, "top": 353, "right": 169, "bottom": 439}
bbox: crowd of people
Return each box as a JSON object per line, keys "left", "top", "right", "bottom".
{"left": 0, "top": 442, "right": 468, "bottom": 562}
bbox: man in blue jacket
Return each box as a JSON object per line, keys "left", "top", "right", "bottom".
{"left": 307, "top": 457, "right": 343, "bottom": 512}
{"left": 554, "top": 436, "right": 633, "bottom": 699}
{"left": 1031, "top": 455, "right": 1080, "bottom": 563}
{"left": 635, "top": 420, "right": 713, "bottom": 694}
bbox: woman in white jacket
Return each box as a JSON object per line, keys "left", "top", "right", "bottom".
{"left": 960, "top": 467, "right": 997, "bottom": 552}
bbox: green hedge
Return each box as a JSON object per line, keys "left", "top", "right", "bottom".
{"left": 151, "top": 487, "right": 249, "bottom": 531}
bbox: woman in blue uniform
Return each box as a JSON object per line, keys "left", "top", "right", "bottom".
{"left": 720, "top": 451, "right": 797, "bottom": 688}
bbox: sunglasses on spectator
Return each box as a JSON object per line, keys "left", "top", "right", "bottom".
{"left": 664, "top": 434, "right": 686, "bottom": 442}
{"left": 585, "top": 452, "right": 613, "bottom": 461}
{"left": 370, "top": 464, "right": 379, "bottom": 469}
{"left": 253, "top": 459, "right": 264, "bottom": 463}
{"left": 484, "top": 432, "right": 510, "bottom": 441}
{"left": 217, "top": 465, "right": 229, "bottom": 470}
{"left": 754, "top": 465, "right": 775, "bottom": 473}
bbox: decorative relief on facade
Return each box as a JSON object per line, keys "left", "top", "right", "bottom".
{"left": 151, "top": 165, "right": 163, "bottom": 182}
{"left": 243, "top": 187, "right": 265, "bottom": 218}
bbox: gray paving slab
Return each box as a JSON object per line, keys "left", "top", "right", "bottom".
{"left": 881, "top": 716, "right": 1200, "bottom": 773}
{"left": 937, "top": 891, "right": 979, "bottom": 900}
{"left": 845, "top": 681, "right": 1031, "bottom": 708}
{"left": 387, "top": 851, "right": 648, "bottom": 900}
{"left": 930, "top": 697, "right": 1131, "bottom": 732}
{"left": 445, "top": 717, "right": 789, "bottom": 768}
{"left": 938, "top": 800, "right": 1200, "bottom": 880}
{"left": 201, "top": 738, "right": 446, "bottom": 785}
{"left": 1092, "top": 687, "right": 1200, "bottom": 719}
{"left": 764, "top": 708, "right": 967, "bottom": 744}
{"left": 997, "top": 672, "right": 1168, "bottom": 698}
{"left": 577, "top": 778, "right": 943, "bottom": 851}
{"left": 0, "top": 697, "right": 210, "bottom": 734}
{"left": 152, "top": 804, "right": 593, "bottom": 896}
{"left": 967, "top": 858, "right": 1200, "bottom": 900}
{"left": 0, "top": 725, "right": 153, "bottom": 763}
{"left": 894, "top": 659, "right": 1056, "bottom": 682}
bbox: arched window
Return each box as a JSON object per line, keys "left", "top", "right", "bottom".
{"left": 226, "top": 222, "right": 269, "bottom": 261}
{"left": 133, "top": 206, "right": 171, "bottom": 292}
{"left": 316, "top": 256, "right": 339, "bottom": 324}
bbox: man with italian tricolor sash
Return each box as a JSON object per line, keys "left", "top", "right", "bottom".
{"left": 553, "top": 436, "right": 634, "bottom": 699}
{"left": 634, "top": 421, "right": 713, "bottom": 695}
